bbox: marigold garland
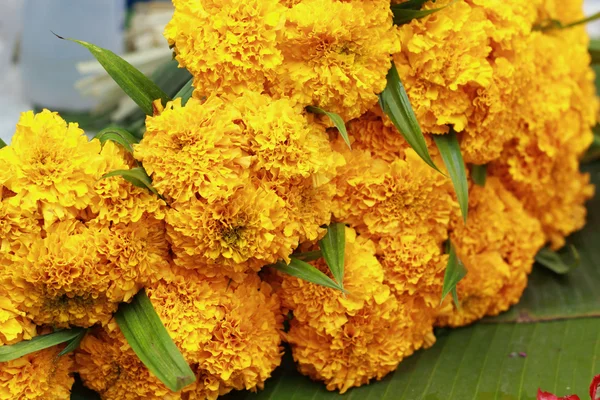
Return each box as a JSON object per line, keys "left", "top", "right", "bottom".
{"left": 0, "top": 0, "right": 597, "bottom": 397}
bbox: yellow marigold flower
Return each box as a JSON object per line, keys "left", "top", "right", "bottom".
{"left": 167, "top": 184, "right": 292, "bottom": 279}
{"left": 345, "top": 111, "right": 413, "bottom": 163}
{"left": 436, "top": 178, "right": 545, "bottom": 327}
{"left": 393, "top": 0, "right": 541, "bottom": 164}
{"left": 0, "top": 197, "right": 40, "bottom": 265}
{"left": 489, "top": 23, "right": 597, "bottom": 248}
{"left": 276, "top": 227, "right": 390, "bottom": 335}
{"left": 268, "top": 0, "right": 398, "bottom": 121}
{"left": 0, "top": 110, "right": 102, "bottom": 215}
{"left": 92, "top": 218, "right": 171, "bottom": 302}
{"left": 5, "top": 217, "right": 169, "bottom": 328}
{"left": 287, "top": 293, "right": 435, "bottom": 393}
{"left": 375, "top": 229, "right": 447, "bottom": 308}
{"left": 332, "top": 143, "right": 456, "bottom": 240}
{"left": 91, "top": 141, "right": 165, "bottom": 224}
{"left": 0, "top": 294, "right": 36, "bottom": 346}
{"left": 165, "top": 0, "right": 285, "bottom": 96}
{"left": 135, "top": 97, "right": 250, "bottom": 204}
{"left": 77, "top": 270, "right": 283, "bottom": 399}
{"left": 0, "top": 344, "right": 74, "bottom": 400}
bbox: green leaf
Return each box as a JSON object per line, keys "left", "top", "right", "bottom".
{"left": 291, "top": 250, "right": 323, "bottom": 263}
{"left": 589, "top": 39, "right": 600, "bottom": 65}
{"left": 433, "top": 130, "right": 469, "bottom": 222}
{"left": 221, "top": 161, "right": 600, "bottom": 400}
{"left": 440, "top": 241, "right": 467, "bottom": 308}
{"left": 101, "top": 167, "right": 161, "bottom": 198}
{"left": 0, "top": 138, "right": 6, "bottom": 149}
{"left": 379, "top": 62, "right": 440, "bottom": 172}
{"left": 0, "top": 328, "right": 85, "bottom": 362}
{"left": 225, "top": 318, "right": 600, "bottom": 400}
{"left": 391, "top": 0, "right": 455, "bottom": 26}
{"left": 318, "top": 223, "right": 346, "bottom": 288}
{"left": 535, "top": 245, "right": 580, "bottom": 275}
{"left": 534, "top": 11, "right": 600, "bottom": 31}
{"left": 272, "top": 258, "right": 345, "bottom": 292}
{"left": 94, "top": 127, "right": 140, "bottom": 153}
{"left": 58, "top": 328, "right": 88, "bottom": 357}
{"left": 471, "top": 164, "right": 487, "bottom": 187}
{"left": 55, "top": 34, "right": 170, "bottom": 116}
{"left": 583, "top": 125, "right": 600, "bottom": 163}
{"left": 115, "top": 290, "right": 195, "bottom": 392}
{"left": 392, "top": 0, "right": 433, "bottom": 10}
{"left": 174, "top": 78, "right": 194, "bottom": 106}
{"left": 306, "top": 106, "right": 351, "bottom": 149}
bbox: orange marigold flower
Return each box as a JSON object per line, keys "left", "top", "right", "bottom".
{"left": 164, "top": 0, "right": 286, "bottom": 96}
{"left": 332, "top": 143, "right": 456, "bottom": 240}
{"left": 91, "top": 141, "right": 166, "bottom": 224}
{"left": 76, "top": 270, "right": 283, "bottom": 400}
{"left": 0, "top": 344, "right": 74, "bottom": 400}
{"left": 0, "top": 294, "right": 36, "bottom": 346}
{"left": 276, "top": 227, "right": 389, "bottom": 335}
{"left": 0, "top": 110, "right": 102, "bottom": 217}
{"left": 436, "top": 178, "right": 545, "bottom": 327}
{"left": 167, "top": 184, "right": 293, "bottom": 280}
{"left": 268, "top": 0, "right": 398, "bottom": 121}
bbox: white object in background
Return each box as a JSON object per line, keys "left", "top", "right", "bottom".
{"left": 0, "top": 0, "right": 24, "bottom": 80}
{"left": 20, "top": 0, "right": 126, "bottom": 112}
{"left": 585, "top": 0, "right": 600, "bottom": 37}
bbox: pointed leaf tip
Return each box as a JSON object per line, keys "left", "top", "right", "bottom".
{"left": 94, "top": 127, "right": 140, "bottom": 153}
{"left": 115, "top": 290, "right": 195, "bottom": 392}
{"left": 535, "top": 245, "right": 580, "bottom": 275}
{"left": 57, "top": 35, "right": 171, "bottom": 116}
{"left": 0, "top": 328, "right": 85, "bottom": 362}
{"left": 440, "top": 241, "right": 467, "bottom": 307}
{"left": 272, "top": 258, "right": 344, "bottom": 292}
{"left": 306, "top": 106, "right": 351, "bottom": 149}
{"left": 379, "top": 62, "right": 440, "bottom": 173}
{"left": 433, "top": 129, "right": 469, "bottom": 222}
{"left": 318, "top": 223, "right": 346, "bottom": 289}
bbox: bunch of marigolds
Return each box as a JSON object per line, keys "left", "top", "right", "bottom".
{"left": 0, "top": 0, "right": 597, "bottom": 399}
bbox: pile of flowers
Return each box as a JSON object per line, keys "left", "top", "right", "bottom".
{"left": 0, "top": 0, "right": 597, "bottom": 398}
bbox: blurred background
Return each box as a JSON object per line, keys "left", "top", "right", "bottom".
{"left": 0, "top": 0, "right": 599, "bottom": 144}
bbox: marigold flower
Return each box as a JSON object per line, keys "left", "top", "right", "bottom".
{"left": 91, "top": 141, "right": 166, "bottom": 224}
{"left": 436, "top": 178, "right": 545, "bottom": 327}
{"left": 392, "top": 0, "right": 541, "bottom": 164}
{"left": 268, "top": 0, "right": 398, "bottom": 121}
{"left": 0, "top": 344, "right": 74, "bottom": 400}
{"left": 0, "top": 294, "right": 36, "bottom": 346}
{"left": 165, "top": 0, "right": 286, "bottom": 96}
{"left": 332, "top": 142, "right": 456, "bottom": 240}
{"left": 167, "top": 184, "right": 292, "bottom": 279}
{"left": 76, "top": 270, "right": 283, "bottom": 399}
{"left": 0, "top": 110, "right": 102, "bottom": 217}
{"left": 4, "top": 217, "right": 169, "bottom": 328}
{"left": 276, "top": 227, "right": 389, "bottom": 335}
{"left": 489, "top": 20, "right": 597, "bottom": 248}
{"left": 287, "top": 293, "right": 435, "bottom": 394}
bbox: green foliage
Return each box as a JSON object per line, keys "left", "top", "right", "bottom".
{"left": 471, "top": 164, "right": 487, "bottom": 187}
{"left": 379, "top": 62, "right": 440, "bottom": 172}
{"left": 115, "top": 290, "right": 195, "bottom": 392}
{"left": 272, "top": 258, "right": 345, "bottom": 292}
{"left": 391, "top": 0, "right": 455, "bottom": 26}
{"left": 58, "top": 329, "right": 88, "bottom": 357}
{"left": 535, "top": 12, "right": 600, "bottom": 31}
{"left": 318, "top": 223, "right": 346, "bottom": 289}
{"left": 292, "top": 250, "right": 323, "bottom": 263}
{"left": 94, "top": 127, "right": 140, "bottom": 153}
{"left": 0, "top": 328, "right": 85, "bottom": 362}
{"left": 57, "top": 35, "right": 171, "bottom": 116}
{"left": 174, "top": 78, "right": 194, "bottom": 106}
{"left": 440, "top": 241, "right": 467, "bottom": 308}
{"left": 306, "top": 106, "right": 351, "bottom": 149}
{"left": 433, "top": 130, "right": 469, "bottom": 221}
{"left": 0, "top": 138, "right": 6, "bottom": 149}
{"left": 535, "top": 245, "right": 580, "bottom": 275}
{"left": 100, "top": 167, "right": 162, "bottom": 199}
